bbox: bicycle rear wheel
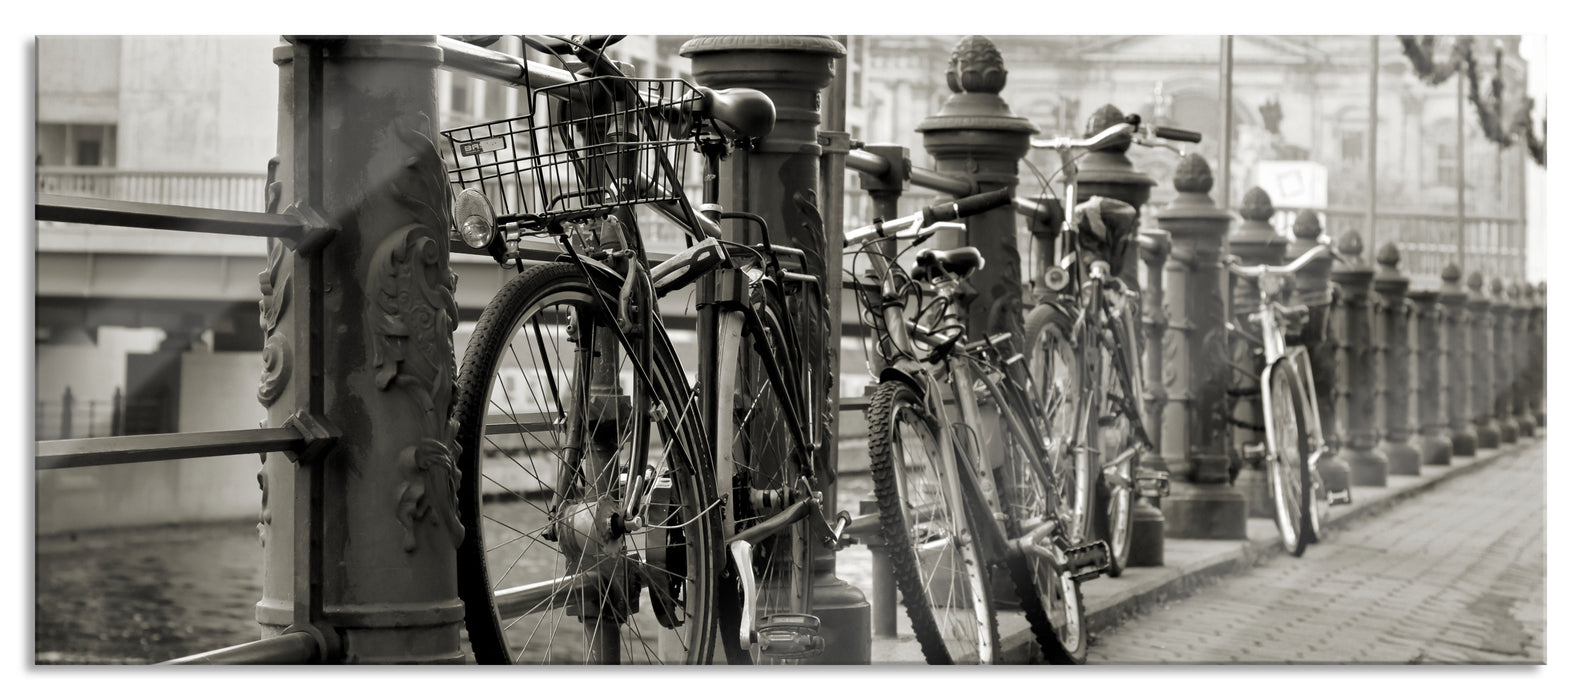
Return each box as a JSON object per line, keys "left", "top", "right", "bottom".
{"left": 866, "top": 380, "right": 999, "bottom": 665}
{"left": 454, "top": 262, "right": 719, "bottom": 664}
{"left": 712, "top": 307, "right": 817, "bottom": 664}
{"left": 1265, "top": 359, "right": 1314, "bottom": 557}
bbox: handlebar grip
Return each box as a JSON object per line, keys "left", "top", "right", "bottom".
{"left": 1155, "top": 126, "right": 1202, "bottom": 143}
{"left": 926, "top": 189, "right": 1013, "bottom": 223}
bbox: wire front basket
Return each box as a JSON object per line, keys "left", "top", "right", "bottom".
{"left": 441, "top": 76, "right": 703, "bottom": 229}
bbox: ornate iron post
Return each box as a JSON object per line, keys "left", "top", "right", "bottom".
{"left": 1489, "top": 278, "right": 1519, "bottom": 443}
{"left": 260, "top": 36, "right": 463, "bottom": 664}
{"left": 916, "top": 35, "right": 1036, "bottom": 343}
{"left": 1534, "top": 282, "right": 1546, "bottom": 427}
{"left": 1226, "top": 187, "right": 1287, "bottom": 517}
{"left": 1439, "top": 264, "right": 1477, "bottom": 456}
{"left": 1465, "top": 272, "right": 1501, "bottom": 449}
{"left": 1373, "top": 244, "right": 1421, "bottom": 476}
{"left": 1511, "top": 282, "right": 1537, "bottom": 437}
{"left": 854, "top": 143, "right": 908, "bottom": 639}
{"left": 1071, "top": 103, "right": 1161, "bottom": 566}
{"left": 1131, "top": 228, "right": 1170, "bottom": 567}
{"left": 1157, "top": 154, "right": 1244, "bottom": 540}
{"left": 1331, "top": 232, "right": 1389, "bottom": 487}
{"left": 1406, "top": 272, "right": 1452, "bottom": 465}
{"left": 1287, "top": 211, "right": 1349, "bottom": 493}
{"left": 681, "top": 34, "right": 870, "bottom": 665}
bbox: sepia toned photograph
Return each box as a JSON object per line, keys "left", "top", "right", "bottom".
{"left": 31, "top": 30, "right": 1547, "bottom": 669}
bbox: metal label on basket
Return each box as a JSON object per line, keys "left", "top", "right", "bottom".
{"left": 460, "top": 135, "right": 508, "bottom": 158}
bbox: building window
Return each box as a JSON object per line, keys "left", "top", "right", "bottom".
{"left": 37, "top": 123, "right": 117, "bottom": 167}
{"left": 1340, "top": 130, "right": 1364, "bottom": 163}
{"left": 451, "top": 81, "right": 471, "bottom": 115}
{"left": 1436, "top": 141, "right": 1456, "bottom": 187}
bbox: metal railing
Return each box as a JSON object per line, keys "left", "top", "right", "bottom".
{"left": 1272, "top": 206, "right": 1525, "bottom": 284}
{"left": 37, "top": 167, "right": 268, "bottom": 214}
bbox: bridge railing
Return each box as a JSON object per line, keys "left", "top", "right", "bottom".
{"left": 37, "top": 167, "right": 268, "bottom": 214}
{"left": 1272, "top": 206, "right": 1524, "bottom": 286}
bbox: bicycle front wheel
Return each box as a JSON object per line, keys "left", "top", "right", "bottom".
{"left": 454, "top": 262, "right": 719, "bottom": 664}
{"left": 866, "top": 380, "right": 999, "bottom": 665}
{"left": 1014, "top": 302, "right": 1091, "bottom": 663}
{"left": 1265, "top": 359, "right": 1315, "bottom": 557}
{"left": 712, "top": 308, "right": 817, "bottom": 664}
{"left": 1092, "top": 342, "right": 1136, "bottom": 578}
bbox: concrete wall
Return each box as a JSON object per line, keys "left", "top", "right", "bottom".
{"left": 36, "top": 351, "right": 264, "bottom": 535}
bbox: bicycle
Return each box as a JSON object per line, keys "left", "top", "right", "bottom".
{"left": 441, "top": 35, "right": 847, "bottom": 664}
{"left": 846, "top": 188, "right": 1114, "bottom": 664}
{"left": 1021, "top": 115, "right": 1194, "bottom": 579}
{"left": 1224, "top": 245, "right": 1334, "bottom": 556}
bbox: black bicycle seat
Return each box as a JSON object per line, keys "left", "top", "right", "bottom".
{"left": 700, "top": 87, "right": 776, "bottom": 141}
{"left": 911, "top": 247, "right": 984, "bottom": 281}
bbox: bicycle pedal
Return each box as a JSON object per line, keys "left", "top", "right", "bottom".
{"left": 1062, "top": 540, "right": 1111, "bottom": 583}
{"left": 1327, "top": 488, "right": 1353, "bottom": 506}
{"left": 756, "top": 613, "right": 824, "bottom": 660}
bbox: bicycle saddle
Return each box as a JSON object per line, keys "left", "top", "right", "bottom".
{"left": 699, "top": 87, "right": 776, "bottom": 141}
{"left": 911, "top": 247, "right": 984, "bottom": 281}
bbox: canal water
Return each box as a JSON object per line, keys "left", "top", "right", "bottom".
{"left": 34, "top": 469, "right": 878, "bottom": 665}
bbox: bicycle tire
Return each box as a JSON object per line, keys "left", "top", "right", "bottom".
{"left": 1024, "top": 302, "right": 1092, "bottom": 540}
{"left": 866, "top": 380, "right": 1000, "bottom": 665}
{"left": 1092, "top": 341, "right": 1136, "bottom": 578}
{"left": 712, "top": 306, "right": 817, "bottom": 664}
{"left": 454, "top": 261, "right": 720, "bottom": 664}
{"left": 1014, "top": 301, "right": 1092, "bottom": 663}
{"left": 1265, "top": 359, "right": 1314, "bottom": 557}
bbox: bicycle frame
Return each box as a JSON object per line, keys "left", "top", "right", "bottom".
{"left": 852, "top": 250, "right": 1101, "bottom": 578}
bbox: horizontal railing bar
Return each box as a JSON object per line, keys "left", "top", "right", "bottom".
{"left": 437, "top": 36, "right": 583, "bottom": 95}
{"left": 910, "top": 167, "right": 974, "bottom": 198}
{"left": 484, "top": 411, "right": 558, "bottom": 435}
{"left": 36, "top": 194, "right": 305, "bottom": 242}
{"left": 37, "top": 166, "right": 267, "bottom": 178}
{"left": 844, "top": 149, "right": 973, "bottom": 198}
{"left": 36, "top": 427, "right": 305, "bottom": 470}
{"left": 844, "top": 149, "right": 889, "bottom": 178}
{"left": 1272, "top": 205, "right": 1519, "bottom": 224}
{"left": 162, "top": 631, "right": 319, "bottom": 665}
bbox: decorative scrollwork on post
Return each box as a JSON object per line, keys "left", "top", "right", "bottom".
{"left": 368, "top": 113, "right": 464, "bottom": 553}
{"left": 258, "top": 156, "right": 292, "bottom": 408}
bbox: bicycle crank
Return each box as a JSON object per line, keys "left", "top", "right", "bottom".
{"left": 1012, "top": 523, "right": 1112, "bottom": 583}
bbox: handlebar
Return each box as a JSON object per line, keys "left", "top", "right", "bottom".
{"left": 1225, "top": 244, "right": 1331, "bottom": 280}
{"left": 842, "top": 189, "right": 1012, "bottom": 247}
{"left": 1154, "top": 126, "right": 1202, "bottom": 143}
{"left": 925, "top": 188, "right": 1013, "bottom": 224}
{"left": 1030, "top": 114, "right": 1202, "bottom": 153}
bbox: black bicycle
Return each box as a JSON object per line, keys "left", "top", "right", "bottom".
{"left": 442, "top": 35, "right": 845, "bottom": 664}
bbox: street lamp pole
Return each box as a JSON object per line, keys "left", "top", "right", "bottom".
{"left": 1218, "top": 36, "right": 1235, "bottom": 207}
{"left": 1367, "top": 36, "right": 1379, "bottom": 257}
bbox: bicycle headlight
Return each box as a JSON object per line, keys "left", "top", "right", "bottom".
{"left": 453, "top": 188, "right": 496, "bottom": 249}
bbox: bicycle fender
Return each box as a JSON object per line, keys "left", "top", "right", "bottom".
{"left": 878, "top": 366, "right": 928, "bottom": 403}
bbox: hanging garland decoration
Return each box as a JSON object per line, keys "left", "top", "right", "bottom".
{"left": 1398, "top": 35, "right": 1546, "bottom": 167}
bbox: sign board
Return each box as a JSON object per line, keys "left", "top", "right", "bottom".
{"left": 1255, "top": 161, "right": 1327, "bottom": 209}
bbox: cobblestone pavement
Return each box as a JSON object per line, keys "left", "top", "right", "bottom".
{"left": 1088, "top": 443, "right": 1545, "bottom": 664}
